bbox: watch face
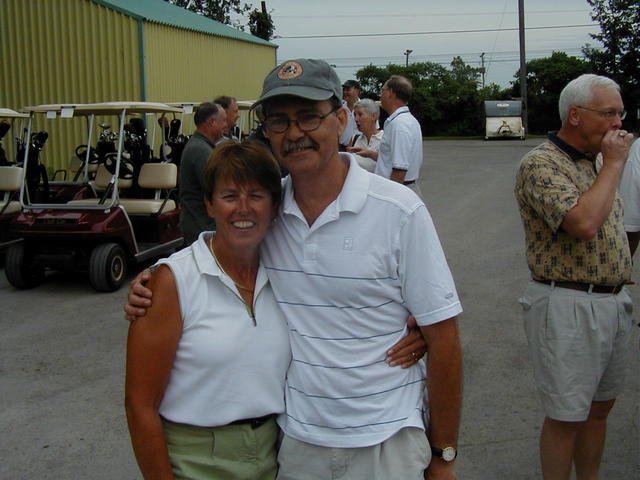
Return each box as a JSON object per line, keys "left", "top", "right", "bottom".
{"left": 442, "top": 447, "right": 457, "bottom": 462}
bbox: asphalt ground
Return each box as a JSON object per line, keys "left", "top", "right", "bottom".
{"left": 1, "top": 138, "right": 638, "bottom": 479}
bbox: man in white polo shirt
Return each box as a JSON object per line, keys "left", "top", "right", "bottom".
{"left": 338, "top": 79, "right": 361, "bottom": 150}
{"left": 126, "top": 59, "right": 463, "bottom": 480}
{"left": 376, "top": 75, "right": 424, "bottom": 199}
{"left": 255, "top": 59, "right": 462, "bottom": 480}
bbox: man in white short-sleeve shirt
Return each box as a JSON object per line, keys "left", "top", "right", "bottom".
{"left": 376, "top": 75, "right": 424, "bottom": 199}
{"left": 338, "top": 80, "right": 361, "bottom": 149}
{"left": 254, "top": 59, "right": 463, "bottom": 480}
{"left": 619, "top": 139, "right": 640, "bottom": 256}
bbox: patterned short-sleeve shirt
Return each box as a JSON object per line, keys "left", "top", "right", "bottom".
{"left": 514, "top": 135, "right": 631, "bottom": 285}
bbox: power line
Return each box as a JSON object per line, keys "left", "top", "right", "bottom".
{"left": 327, "top": 51, "right": 588, "bottom": 69}
{"left": 322, "top": 48, "right": 585, "bottom": 63}
{"left": 486, "top": 0, "right": 511, "bottom": 77}
{"left": 275, "top": 24, "right": 597, "bottom": 40}
{"left": 274, "top": 9, "right": 590, "bottom": 19}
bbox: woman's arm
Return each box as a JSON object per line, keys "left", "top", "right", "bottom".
{"left": 125, "top": 265, "right": 182, "bottom": 480}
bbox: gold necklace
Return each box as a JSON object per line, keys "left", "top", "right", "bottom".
{"left": 209, "top": 236, "right": 255, "bottom": 293}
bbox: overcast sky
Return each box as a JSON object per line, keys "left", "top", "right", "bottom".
{"left": 243, "top": 0, "right": 601, "bottom": 89}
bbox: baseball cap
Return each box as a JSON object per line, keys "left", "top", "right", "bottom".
{"left": 342, "top": 79, "right": 361, "bottom": 89}
{"left": 253, "top": 59, "right": 342, "bottom": 108}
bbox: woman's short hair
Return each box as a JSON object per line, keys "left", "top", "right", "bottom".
{"left": 558, "top": 74, "right": 620, "bottom": 125}
{"left": 202, "top": 140, "right": 282, "bottom": 210}
{"left": 354, "top": 98, "right": 379, "bottom": 117}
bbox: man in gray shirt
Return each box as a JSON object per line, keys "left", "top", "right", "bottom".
{"left": 178, "top": 102, "right": 227, "bottom": 245}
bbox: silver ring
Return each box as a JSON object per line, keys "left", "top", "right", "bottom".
{"left": 619, "top": 131, "right": 627, "bottom": 137}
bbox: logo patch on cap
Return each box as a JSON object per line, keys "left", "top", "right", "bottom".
{"left": 278, "top": 61, "right": 303, "bottom": 80}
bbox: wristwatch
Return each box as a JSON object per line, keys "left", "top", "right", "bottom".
{"left": 431, "top": 445, "right": 457, "bottom": 462}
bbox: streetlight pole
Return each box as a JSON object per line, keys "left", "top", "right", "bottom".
{"left": 404, "top": 49, "right": 413, "bottom": 67}
{"left": 480, "top": 52, "right": 486, "bottom": 88}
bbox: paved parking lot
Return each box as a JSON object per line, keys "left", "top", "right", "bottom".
{"left": 1, "top": 139, "right": 638, "bottom": 479}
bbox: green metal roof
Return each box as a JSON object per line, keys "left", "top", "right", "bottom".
{"left": 91, "top": 0, "right": 276, "bottom": 48}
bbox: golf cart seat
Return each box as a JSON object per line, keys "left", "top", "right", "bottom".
{"left": 69, "top": 155, "right": 99, "bottom": 176}
{"left": 0, "top": 165, "right": 23, "bottom": 215}
{"left": 67, "top": 164, "right": 132, "bottom": 205}
{"left": 119, "top": 163, "right": 177, "bottom": 214}
{"left": 93, "top": 163, "right": 133, "bottom": 190}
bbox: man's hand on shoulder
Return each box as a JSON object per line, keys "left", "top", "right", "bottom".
{"left": 123, "top": 268, "right": 154, "bottom": 322}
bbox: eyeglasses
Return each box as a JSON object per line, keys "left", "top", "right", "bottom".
{"left": 575, "top": 106, "right": 627, "bottom": 120}
{"left": 263, "top": 106, "right": 340, "bottom": 134}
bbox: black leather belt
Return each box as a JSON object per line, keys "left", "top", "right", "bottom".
{"left": 534, "top": 279, "right": 624, "bottom": 294}
{"left": 229, "top": 414, "right": 275, "bottom": 429}
{"left": 403, "top": 180, "right": 415, "bottom": 185}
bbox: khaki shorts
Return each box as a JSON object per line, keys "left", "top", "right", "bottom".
{"left": 519, "top": 280, "right": 634, "bottom": 421}
{"left": 162, "top": 416, "right": 279, "bottom": 480}
{"left": 276, "top": 427, "right": 430, "bottom": 480}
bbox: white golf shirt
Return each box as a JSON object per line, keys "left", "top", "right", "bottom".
{"left": 375, "top": 106, "right": 423, "bottom": 182}
{"left": 261, "top": 155, "right": 462, "bottom": 448}
{"left": 620, "top": 140, "right": 640, "bottom": 232}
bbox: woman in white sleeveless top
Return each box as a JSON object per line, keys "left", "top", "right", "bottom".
{"left": 126, "top": 142, "right": 290, "bottom": 479}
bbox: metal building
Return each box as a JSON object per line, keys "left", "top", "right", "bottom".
{"left": 0, "top": 0, "right": 277, "bottom": 173}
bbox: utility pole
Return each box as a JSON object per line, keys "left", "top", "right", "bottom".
{"left": 404, "top": 49, "right": 413, "bottom": 68}
{"left": 480, "top": 52, "right": 486, "bottom": 88}
{"left": 518, "top": 0, "right": 528, "bottom": 134}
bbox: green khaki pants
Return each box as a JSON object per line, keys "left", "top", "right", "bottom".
{"left": 162, "top": 416, "right": 279, "bottom": 480}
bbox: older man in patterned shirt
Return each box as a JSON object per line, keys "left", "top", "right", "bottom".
{"left": 515, "top": 74, "right": 634, "bottom": 480}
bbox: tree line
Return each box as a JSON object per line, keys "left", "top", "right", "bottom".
{"left": 356, "top": 0, "right": 638, "bottom": 136}
{"left": 168, "top": 0, "right": 638, "bottom": 136}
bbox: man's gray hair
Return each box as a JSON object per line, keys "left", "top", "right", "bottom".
{"left": 558, "top": 74, "right": 620, "bottom": 125}
{"left": 194, "top": 102, "right": 223, "bottom": 126}
{"left": 354, "top": 98, "right": 379, "bottom": 117}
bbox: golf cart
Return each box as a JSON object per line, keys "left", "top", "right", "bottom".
{"left": 0, "top": 108, "right": 29, "bottom": 250}
{"left": 164, "top": 102, "right": 202, "bottom": 165}
{"left": 237, "top": 100, "right": 258, "bottom": 139}
{"left": 6, "top": 101, "right": 184, "bottom": 292}
{"left": 484, "top": 100, "right": 525, "bottom": 140}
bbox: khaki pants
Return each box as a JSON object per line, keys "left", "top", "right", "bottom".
{"left": 519, "top": 280, "right": 634, "bottom": 421}
{"left": 162, "top": 416, "right": 279, "bottom": 480}
{"left": 276, "top": 427, "right": 430, "bottom": 480}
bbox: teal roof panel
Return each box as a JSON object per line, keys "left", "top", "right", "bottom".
{"left": 92, "top": 0, "right": 276, "bottom": 47}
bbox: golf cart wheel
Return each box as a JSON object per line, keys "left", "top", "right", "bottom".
{"left": 5, "top": 243, "right": 45, "bottom": 289}
{"left": 89, "top": 243, "right": 127, "bottom": 292}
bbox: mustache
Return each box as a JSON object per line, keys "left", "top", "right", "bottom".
{"left": 283, "top": 138, "right": 319, "bottom": 155}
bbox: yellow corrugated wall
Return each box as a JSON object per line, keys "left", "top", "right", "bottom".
{"left": 144, "top": 22, "right": 276, "bottom": 133}
{"left": 1, "top": 0, "right": 276, "bottom": 174}
{"left": 0, "top": 0, "right": 140, "bottom": 174}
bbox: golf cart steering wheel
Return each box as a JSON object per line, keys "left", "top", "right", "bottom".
{"left": 75, "top": 145, "right": 101, "bottom": 165}
{"left": 103, "top": 152, "right": 135, "bottom": 180}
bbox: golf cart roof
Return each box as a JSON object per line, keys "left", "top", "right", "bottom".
{"left": 237, "top": 100, "right": 255, "bottom": 110}
{"left": 77, "top": 102, "right": 182, "bottom": 115}
{"left": 22, "top": 102, "right": 182, "bottom": 116}
{"left": 166, "top": 102, "right": 202, "bottom": 114}
{"left": 167, "top": 102, "right": 202, "bottom": 107}
{"left": 0, "top": 108, "right": 29, "bottom": 119}
{"left": 22, "top": 104, "right": 85, "bottom": 115}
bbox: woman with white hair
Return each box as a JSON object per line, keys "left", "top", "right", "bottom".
{"left": 347, "top": 98, "right": 383, "bottom": 172}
